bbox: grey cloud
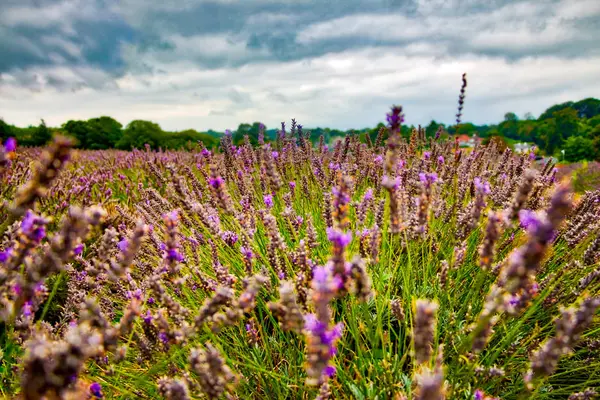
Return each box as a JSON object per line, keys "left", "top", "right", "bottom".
{"left": 4, "top": 0, "right": 598, "bottom": 88}
{"left": 228, "top": 88, "right": 252, "bottom": 105}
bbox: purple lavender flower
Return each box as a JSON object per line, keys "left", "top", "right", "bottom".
{"left": 304, "top": 310, "right": 344, "bottom": 384}
{"left": 529, "top": 147, "right": 537, "bottom": 160}
{"left": 22, "top": 301, "right": 33, "bottom": 317}
{"left": 423, "top": 151, "right": 431, "bottom": 160}
{"left": 518, "top": 209, "right": 541, "bottom": 232}
{"left": 326, "top": 227, "right": 352, "bottom": 248}
{"left": 73, "top": 243, "right": 84, "bottom": 256}
{"left": 0, "top": 247, "right": 12, "bottom": 263}
{"left": 4, "top": 137, "right": 17, "bottom": 152}
{"left": 20, "top": 210, "right": 47, "bottom": 243}
{"left": 240, "top": 246, "right": 253, "bottom": 260}
{"left": 143, "top": 311, "right": 153, "bottom": 324}
{"left": 159, "top": 331, "right": 169, "bottom": 344}
{"left": 221, "top": 231, "right": 238, "bottom": 246}
{"left": 438, "top": 156, "right": 444, "bottom": 164}
{"left": 419, "top": 172, "right": 438, "bottom": 187}
{"left": 209, "top": 176, "right": 225, "bottom": 189}
{"left": 264, "top": 194, "right": 274, "bottom": 209}
{"left": 90, "top": 382, "right": 104, "bottom": 398}
{"left": 312, "top": 265, "right": 343, "bottom": 293}
{"left": 474, "top": 177, "right": 491, "bottom": 195}
{"left": 386, "top": 105, "right": 404, "bottom": 133}
{"left": 166, "top": 248, "right": 184, "bottom": 263}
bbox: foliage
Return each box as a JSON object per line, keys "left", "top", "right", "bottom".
{"left": 539, "top": 98, "right": 600, "bottom": 120}
{"left": 564, "top": 136, "right": 596, "bottom": 163}
{"left": 63, "top": 117, "right": 123, "bottom": 149}
{"left": 0, "top": 119, "right": 12, "bottom": 141}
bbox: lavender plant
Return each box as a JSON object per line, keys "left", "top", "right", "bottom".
{"left": 0, "top": 100, "right": 599, "bottom": 400}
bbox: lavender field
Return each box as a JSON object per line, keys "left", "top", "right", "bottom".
{"left": 1, "top": 112, "right": 599, "bottom": 400}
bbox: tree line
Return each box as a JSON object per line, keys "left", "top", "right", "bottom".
{"left": 1, "top": 97, "right": 599, "bottom": 162}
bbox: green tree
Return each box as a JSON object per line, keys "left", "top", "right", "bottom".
{"left": 233, "top": 123, "right": 251, "bottom": 145}
{"left": 573, "top": 98, "right": 600, "bottom": 118}
{"left": 30, "top": 119, "right": 52, "bottom": 146}
{"left": 247, "top": 122, "right": 264, "bottom": 145}
{"left": 233, "top": 122, "right": 264, "bottom": 145}
{"left": 63, "top": 120, "right": 92, "bottom": 148}
{"left": 498, "top": 112, "right": 519, "bottom": 139}
{"left": 0, "top": 119, "right": 12, "bottom": 141}
{"left": 563, "top": 136, "right": 596, "bottom": 162}
{"left": 537, "top": 120, "right": 562, "bottom": 156}
{"left": 117, "top": 120, "right": 163, "bottom": 150}
{"left": 553, "top": 108, "right": 579, "bottom": 138}
{"left": 86, "top": 117, "right": 123, "bottom": 149}
{"left": 425, "top": 120, "right": 442, "bottom": 138}
{"left": 539, "top": 101, "right": 575, "bottom": 120}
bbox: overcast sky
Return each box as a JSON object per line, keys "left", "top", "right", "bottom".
{"left": 1, "top": 0, "right": 600, "bottom": 131}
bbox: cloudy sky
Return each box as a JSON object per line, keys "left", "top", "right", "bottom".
{"left": 1, "top": 0, "right": 600, "bottom": 131}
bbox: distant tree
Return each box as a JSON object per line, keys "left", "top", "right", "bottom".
{"left": 553, "top": 108, "right": 580, "bottom": 138}
{"left": 233, "top": 122, "right": 263, "bottom": 145}
{"left": 517, "top": 120, "right": 536, "bottom": 142}
{"left": 425, "top": 120, "right": 442, "bottom": 138}
{"left": 30, "top": 119, "right": 52, "bottom": 146}
{"left": 63, "top": 120, "right": 92, "bottom": 148}
{"left": 573, "top": 98, "right": 600, "bottom": 118}
{"left": 86, "top": 117, "right": 123, "bottom": 149}
{"left": 563, "top": 136, "right": 596, "bottom": 162}
{"left": 524, "top": 112, "right": 535, "bottom": 120}
{"left": 166, "top": 129, "right": 218, "bottom": 149}
{"left": 498, "top": 113, "right": 519, "bottom": 139}
{"left": 205, "top": 129, "right": 222, "bottom": 138}
{"left": 452, "top": 122, "right": 477, "bottom": 136}
{"left": 537, "top": 120, "right": 562, "bottom": 156}
{"left": 247, "top": 122, "right": 263, "bottom": 144}
{"left": 233, "top": 123, "right": 252, "bottom": 145}
{"left": 0, "top": 119, "right": 12, "bottom": 141}
{"left": 117, "top": 120, "right": 163, "bottom": 150}
{"left": 539, "top": 101, "right": 575, "bottom": 120}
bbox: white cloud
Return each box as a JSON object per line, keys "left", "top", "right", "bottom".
{"left": 296, "top": 0, "right": 590, "bottom": 54}
{"left": 3, "top": 48, "right": 600, "bottom": 131}
{"left": 2, "top": 0, "right": 600, "bottom": 131}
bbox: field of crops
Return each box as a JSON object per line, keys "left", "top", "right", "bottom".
{"left": 1, "top": 116, "right": 599, "bottom": 399}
